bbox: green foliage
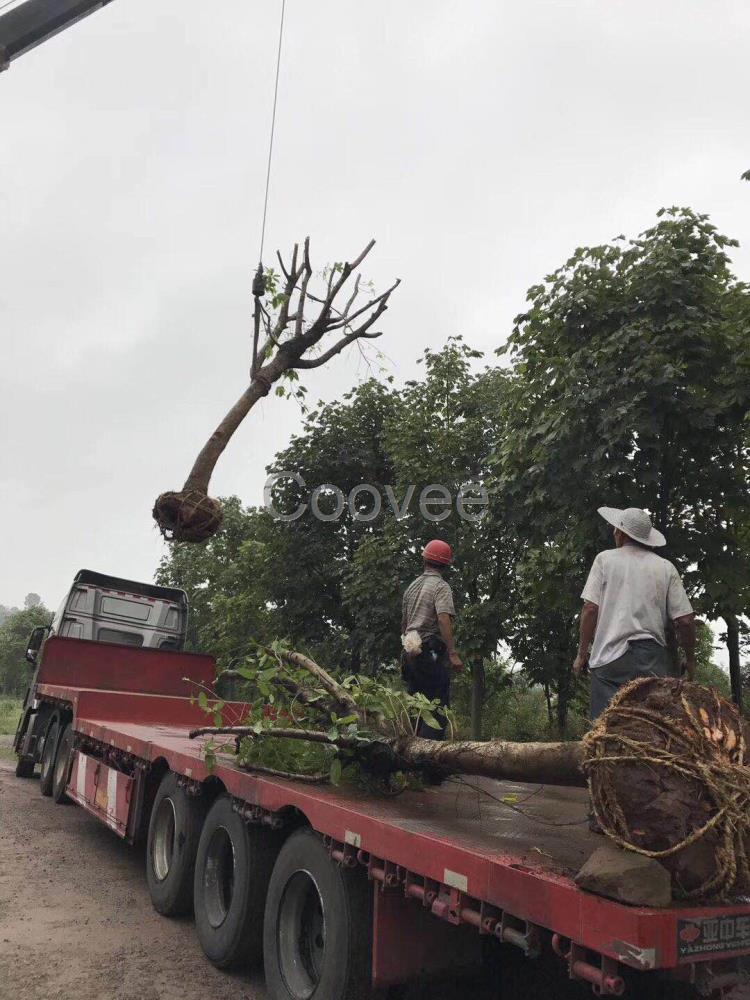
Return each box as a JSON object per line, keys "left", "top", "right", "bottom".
{"left": 263, "top": 377, "right": 399, "bottom": 670}
{"left": 694, "top": 621, "right": 731, "bottom": 698}
{"left": 156, "top": 496, "right": 275, "bottom": 665}
{"left": 0, "top": 604, "right": 52, "bottom": 696}
{"left": 0, "top": 697, "right": 22, "bottom": 736}
{"left": 494, "top": 207, "right": 750, "bottom": 729}
{"left": 195, "top": 641, "right": 453, "bottom": 786}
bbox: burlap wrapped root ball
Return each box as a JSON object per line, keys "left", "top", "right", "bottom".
{"left": 583, "top": 676, "right": 750, "bottom": 901}
{"left": 153, "top": 490, "right": 224, "bottom": 543}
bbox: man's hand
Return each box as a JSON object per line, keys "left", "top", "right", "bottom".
{"left": 449, "top": 650, "right": 463, "bottom": 673}
{"left": 575, "top": 601, "right": 597, "bottom": 680}
{"left": 573, "top": 652, "right": 589, "bottom": 678}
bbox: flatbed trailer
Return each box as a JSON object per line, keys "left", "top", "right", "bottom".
{"left": 15, "top": 636, "right": 750, "bottom": 999}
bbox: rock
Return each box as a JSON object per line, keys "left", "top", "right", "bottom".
{"left": 575, "top": 844, "right": 672, "bottom": 907}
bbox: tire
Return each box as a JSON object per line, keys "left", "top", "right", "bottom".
{"left": 15, "top": 756, "right": 35, "bottom": 778}
{"left": 193, "top": 794, "right": 278, "bottom": 969}
{"left": 146, "top": 772, "right": 206, "bottom": 916}
{"left": 51, "top": 722, "right": 74, "bottom": 804}
{"left": 263, "top": 828, "right": 373, "bottom": 1000}
{"left": 39, "top": 716, "right": 60, "bottom": 796}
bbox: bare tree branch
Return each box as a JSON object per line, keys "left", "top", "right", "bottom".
{"left": 237, "top": 762, "right": 329, "bottom": 783}
{"left": 294, "top": 329, "right": 383, "bottom": 370}
{"left": 293, "top": 237, "right": 313, "bottom": 340}
{"left": 275, "top": 648, "right": 360, "bottom": 715}
{"left": 276, "top": 248, "right": 291, "bottom": 281}
{"left": 341, "top": 273, "right": 361, "bottom": 320}
{"left": 317, "top": 239, "right": 376, "bottom": 322}
{"left": 324, "top": 279, "right": 401, "bottom": 333}
{"left": 189, "top": 725, "right": 364, "bottom": 750}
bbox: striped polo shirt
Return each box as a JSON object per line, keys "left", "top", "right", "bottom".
{"left": 402, "top": 568, "right": 455, "bottom": 639}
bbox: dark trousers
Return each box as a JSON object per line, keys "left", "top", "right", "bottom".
{"left": 402, "top": 640, "right": 451, "bottom": 740}
{"left": 590, "top": 639, "right": 670, "bottom": 720}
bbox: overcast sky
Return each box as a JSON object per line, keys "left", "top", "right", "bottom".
{"left": 1, "top": 0, "right": 749, "bottom": 612}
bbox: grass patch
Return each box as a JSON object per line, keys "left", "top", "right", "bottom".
{"left": 0, "top": 697, "right": 22, "bottom": 736}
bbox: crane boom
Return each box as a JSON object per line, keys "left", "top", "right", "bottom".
{"left": 0, "top": 0, "right": 118, "bottom": 71}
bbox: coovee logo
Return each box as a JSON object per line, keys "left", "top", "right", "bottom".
{"left": 264, "top": 473, "right": 488, "bottom": 524}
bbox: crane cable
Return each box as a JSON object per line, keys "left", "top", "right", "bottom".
{"left": 252, "top": 0, "right": 286, "bottom": 375}
{"left": 258, "top": 0, "right": 286, "bottom": 269}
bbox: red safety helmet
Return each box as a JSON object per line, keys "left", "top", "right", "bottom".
{"left": 422, "top": 539, "right": 453, "bottom": 566}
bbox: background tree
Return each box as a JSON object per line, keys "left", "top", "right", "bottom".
{"left": 352, "top": 339, "right": 519, "bottom": 738}
{"left": 0, "top": 603, "right": 51, "bottom": 696}
{"left": 0, "top": 603, "right": 20, "bottom": 627}
{"left": 156, "top": 497, "right": 273, "bottom": 662}
{"left": 262, "top": 378, "right": 398, "bottom": 670}
{"left": 495, "top": 207, "right": 750, "bottom": 724}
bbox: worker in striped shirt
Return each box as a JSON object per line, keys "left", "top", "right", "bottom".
{"left": 401, "top": 540, "right": 463, "bottom": 739}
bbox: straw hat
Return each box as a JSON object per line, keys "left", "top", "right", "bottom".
{"left": 597, "top": 506, "right": 666, "bottom": 547}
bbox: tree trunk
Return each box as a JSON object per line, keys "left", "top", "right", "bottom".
{"left": 470, "top": 660, "right": 486, "bottom": 740}
{"left": 725, "top": 613, "right": 743, "bottom": 711}
{"left": 555, "top": 666, "right": 571, "bottom": 737}
{"left": 183, "top": 359, "right": 285, "bottom": 494}
{"left": 543, "top": 683, "right": 553, "bottom": 726}
{"left": 396, "top": 736, "right": 585, "bottom": 786}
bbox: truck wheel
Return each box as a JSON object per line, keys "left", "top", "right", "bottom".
{"left": 15, "top": 756, "right": 35, "bottom": 778}
{"left": 263, "top": 828, "right": 373, "bottom": 1000}
{"left": 193, "top": 794, "right": 277, "bottom": 969}
{"left": 39, "top": 716, "right": 61, "bottom": 796}
{"left": 51, "top": 723, "right": 74, "bottom": 804}
{"left": 146, "top": 772, "right": 206, "bottom": 916}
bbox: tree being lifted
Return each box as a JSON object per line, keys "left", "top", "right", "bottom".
{"left": 153, "top": 238, "right": 399, "bottom": 542}
{"left": 191, "top": 647, "right": 750, "bottom": 903}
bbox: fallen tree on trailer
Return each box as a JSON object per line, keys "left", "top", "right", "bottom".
{"left": 191, "top": 645, "right": 750, "bottom": 903}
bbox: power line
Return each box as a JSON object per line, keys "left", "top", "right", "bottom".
{"left": 258, "top": 0, "right": 286, "bottom": 267}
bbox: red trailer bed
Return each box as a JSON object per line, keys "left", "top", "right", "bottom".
{"left": 18, "top": 637, "right": 750, "bottom": 998}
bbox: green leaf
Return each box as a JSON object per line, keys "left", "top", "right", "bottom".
{"left": 336, "top": 714, "right": 359, "bottom": 726}
{"left": 419, "top": 711, "right": 441, "bottom": 731}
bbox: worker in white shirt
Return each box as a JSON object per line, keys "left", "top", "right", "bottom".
{"left": 573, "top": 506, "right": 696, "bottom": 720}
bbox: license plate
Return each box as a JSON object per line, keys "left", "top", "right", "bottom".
{"left": 678, "top": 915, "right": 750, "bottom": 958}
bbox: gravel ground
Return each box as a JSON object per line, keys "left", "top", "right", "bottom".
{"left": 0, "top": 757, "right": 265, "bottom": 1000}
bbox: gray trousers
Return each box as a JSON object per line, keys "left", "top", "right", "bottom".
{"left": 590, "top": 639, "right": 670, "bottom": 720}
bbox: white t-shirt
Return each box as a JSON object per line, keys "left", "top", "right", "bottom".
{"left": 581, "top": 545, "right": 693, "bottom": 669}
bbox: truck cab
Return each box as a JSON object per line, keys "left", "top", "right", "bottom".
{"left": 14, "top": 569, "right": 188, "bottom": 775}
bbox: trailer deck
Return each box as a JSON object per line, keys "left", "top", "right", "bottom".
{"left": 18, "top": 637, "right": 750, "bottom": 996}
